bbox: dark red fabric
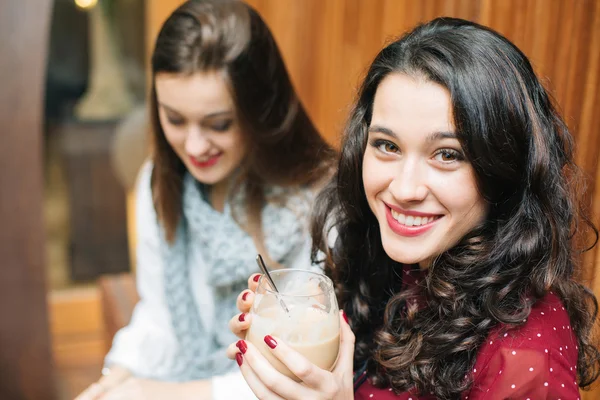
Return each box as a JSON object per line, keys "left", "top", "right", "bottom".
{"left": 355, "top": 268, "right": 580, "bottom": 400}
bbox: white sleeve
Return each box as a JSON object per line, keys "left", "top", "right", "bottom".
{"left": 104, "top": 162, "right": 179, "bottom": 379}
{"left": 212, "top": 371, "right": 257, "bottom": 399}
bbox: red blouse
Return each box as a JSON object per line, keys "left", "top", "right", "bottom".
{"left": 355, "top": 268, "right": 581, "bottom": 400}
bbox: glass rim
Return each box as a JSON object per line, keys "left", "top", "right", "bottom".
{"left": 257, "top": 268, "right": 334, "bottom": 297}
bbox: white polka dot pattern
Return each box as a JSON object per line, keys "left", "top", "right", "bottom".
{"left": 355, "top": 292, "right": 580, "bottom": 400}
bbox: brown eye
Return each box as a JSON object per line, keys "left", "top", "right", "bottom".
{"left": 434, "top": 149, "right": 464, "bottom": 163}
{"left": 384, "top": 142, "right": 398, "bottom": 153}
{"left": 369, "top": 138, "right": 401, "bottom": 155}
{"left": 372, "top": 139, "right": 399, "bottom": 153}
{"left": 441, "top": 151, "right": 456, "bottom": 161}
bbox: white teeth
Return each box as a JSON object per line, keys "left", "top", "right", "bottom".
{"left": 390, "top": 210, "right": 437, "bottom": 226}
{"left": 398, "top": 213, "right": 406, "bottom": 224}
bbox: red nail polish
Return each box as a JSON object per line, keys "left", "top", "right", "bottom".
{"left": 236, "top": 353, "right": 243, "bottom": 366}
{"left": 253, "top": 274, "right": 261, "bottom": 282}
{"left": 242, "top": 292, "right": 249, "bottom": 301}
{"left": 238, "top": 313, "right": 246, "bottom": 322}
{"left": 264, "top": 335, "right": 277, "bottom": 349}
{"left": 342, "top": 310, "right": 349, "bottom": 324}
{"left": 236, "top": 340, "right": 248, "bottom": 354}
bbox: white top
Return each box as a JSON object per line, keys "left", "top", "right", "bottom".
{"left": 105, "top": 163, "right": 313, "bottom": 399}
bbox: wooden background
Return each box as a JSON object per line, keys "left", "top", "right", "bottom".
{"left": 0, "top": 0, "right": 56, "bottom": 398}
{"left": 147, "top": 0, "right": 600, "bottom": 396}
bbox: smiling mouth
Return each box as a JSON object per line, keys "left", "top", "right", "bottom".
{"left": 389, "top": 209, "right": 442, "bottom": 227}
{"left": 190, "top": 154, "right": 221, "bottom": 168}
{"left": 385, "top": 206, "right": 442, "bottom": 237}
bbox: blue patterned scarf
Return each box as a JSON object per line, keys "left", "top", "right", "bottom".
{"left": 161, "top": 172, "right": 311, "bottom": 380}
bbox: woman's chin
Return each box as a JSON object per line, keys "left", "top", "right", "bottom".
{"left": 384, "top": 248, "right": 427, "bottom": 266}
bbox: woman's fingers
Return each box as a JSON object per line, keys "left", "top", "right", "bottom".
{"left": 248, "top": 273, "right": 261, "bottom": 292}
{"left": 236, "top": 289, "right": 255, "bottom": 313}
{"left": 100, "top": 388, "right": 131, "bottom": 400}
{"left": 97, "top": 379, "right": 132, "bottom": 400}
{"left": 226, "top": 341, "right": 241, "bottom": 360}
{"left": 74, "top": 383, "right": 103, "bottom": 400}
{"left": 228, "top": 311, "right": 252, "bottom": 339}
{"left": 333, "top": 311, "right": 356, "bottom": 375}
{"left": 260, "top": 335, "right": 339, "bottom": 396}
{"left": 237, "top": 340, "right": 314, "bottom": 400}
{"left": 236, "top": 352, "right": 286, "bottom": 400}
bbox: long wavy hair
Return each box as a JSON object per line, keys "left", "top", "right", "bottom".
{"left": 312, "top": 17, "right": 599, "bottom": 399}
{"left": 150, "top": 0, "right": 335, "bottom": 252}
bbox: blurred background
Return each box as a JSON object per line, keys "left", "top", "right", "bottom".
{"left": 1, "top": 0, "right": 599, "bottom": 399}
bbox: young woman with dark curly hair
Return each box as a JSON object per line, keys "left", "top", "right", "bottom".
{"left": 227, "top": 17, "right": 600, "bottom": 400}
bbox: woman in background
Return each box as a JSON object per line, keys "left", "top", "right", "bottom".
{"left": 228, "top": 17, "right": 600, "bottom": 399}
{"left": 77, "top": 0, "right": 334, "bottom": 399}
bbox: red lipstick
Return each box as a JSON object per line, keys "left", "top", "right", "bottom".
{"left": 190, "top": 154, "right": 221, "bottom": 168}
{"left": 384, "top": 204, "right": 441, "bottom": 237}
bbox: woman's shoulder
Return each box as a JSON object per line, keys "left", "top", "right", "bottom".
{"left": 466, "top": 292, "right": 580, "bottom": 399}
{"left": 498, "top": 293, "right": 572, "bottom": 344}
{"left": 136, "top": 160, "right": 154, "bottom": 193}
{"left": 262, "top": 183, "right": 316, "bottom": 216}
{"left": 134, "top": 160, "right": 158, "bottom": 222}
{"left": 478, "top": 292, "right": 577, "bottom": 362}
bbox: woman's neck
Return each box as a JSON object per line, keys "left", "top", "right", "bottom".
{"left": 210, "top": 178, "right": 230, "bottom": 213}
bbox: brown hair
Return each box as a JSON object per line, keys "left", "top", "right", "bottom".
{"left": 150, "top": 0, "right": 335, "bottom": 255}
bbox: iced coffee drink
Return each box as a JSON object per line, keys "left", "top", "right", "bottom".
{"left": 246, "top": 269, "right": 340, "bottom": 381}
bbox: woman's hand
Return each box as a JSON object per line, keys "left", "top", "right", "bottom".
{"left": 75, "top": 366, "right": 132, "bottom": 400}
{"left": 228, "top": 311, "right": 355, "bottom": 400}
{"left": 228, "top": 273, "right": 261, "bottom": 339}
{"left": 79, "top": 377, "right": 211, "bottom": 400}
{"left": 97, "top": 378, "right": 183, "bottom": 400}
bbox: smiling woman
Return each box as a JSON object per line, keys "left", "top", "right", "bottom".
{"left": 313, "top": 17, "right": 600, "bottom": 399}
{"left": 362, "top": 74, "right": 487, "bottom": 267}
{"left": 155, "top": 71, "right": 247, "bottom": 211}
{"left": 227, "top": 16, "right": 600, "bottom": 400}
{"left": 75, "top": 1, "right": 335, "bottom": 400}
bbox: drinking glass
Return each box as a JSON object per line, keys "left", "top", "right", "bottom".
{"left": 245, "top": 269, "right": 340, "bottom": 381}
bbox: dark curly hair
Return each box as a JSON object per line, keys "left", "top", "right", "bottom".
{"left": 311, "top": 17, "right": 599, "bottom": 399}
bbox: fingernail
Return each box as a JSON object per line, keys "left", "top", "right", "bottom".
{"left": 236, "top": 353, "right": 243, "bottom": 366}
{"left": 342, "top": 310, "right": 349, "bottom": 324}
{"left": 264, "top": 335, "right": 277, "bottom": 349}
{"left": 242, "top": 292, "right": 249, "bottom": 301}
{"left": 236, "top": 340, "right": 248, "bottom": 354}
{"left": 238, "top": 313, "right": 246, "bottom": 322}
{"left": 253, "top": 274, "right": 261, "bottom": 282}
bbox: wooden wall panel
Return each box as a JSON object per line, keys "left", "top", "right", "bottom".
{"left": 145, "top": 0, "right": 185, "bottom": 62}
{"left": 146, "top": 0, "right": 600, "bottom": 395}
{"left": 0, "top": 0, "right": 56, "bottom": 398}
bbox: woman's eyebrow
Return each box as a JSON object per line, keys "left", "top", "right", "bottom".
{"left": 368, "top": 125, "right": 457, "bottom": 143}
{"left": 202, "top": 110, "right": 234, "bottom": 119}
{"left": 368, "top": 125, "right": 397, "bottom": 139}
{"left": 426, "top": 131, "right": 457, "bottom": 143}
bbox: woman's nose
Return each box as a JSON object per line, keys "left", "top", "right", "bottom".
{"left": 185, "top": 128, "right": 212, "bottom": 156}
{"left": 388, "top": 159, "right": 428, "bottom": 203}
